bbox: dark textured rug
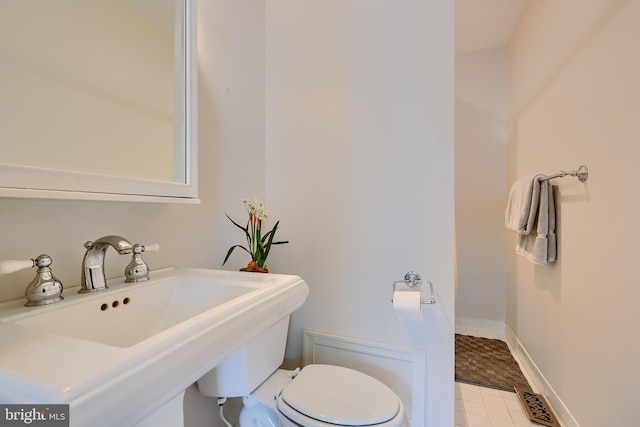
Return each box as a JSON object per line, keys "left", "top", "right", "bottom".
{"left": 455, "top": 334, "right": 532, "bottom": 393}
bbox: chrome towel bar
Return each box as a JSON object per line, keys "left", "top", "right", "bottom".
{"left": 540, "top": 165, "right": 588, "bottom": 182}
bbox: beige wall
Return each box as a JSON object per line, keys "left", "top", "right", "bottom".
{"left": 507, "top": 1, "right": 640, "bottom": 425}
{"left": 455, "top": 47, "right": 508, "bottom": 323}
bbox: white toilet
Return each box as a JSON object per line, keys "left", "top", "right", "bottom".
{"left": 197, "top": 317, "right": 408, "bottom": 427}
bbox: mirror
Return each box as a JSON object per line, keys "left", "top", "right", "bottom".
{"left": 0, "top": 0, "right": 197, "bottom": 202}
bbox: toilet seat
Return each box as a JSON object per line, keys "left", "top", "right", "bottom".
{"left": 276, "top": 365, "right": 405, "bottom": 427}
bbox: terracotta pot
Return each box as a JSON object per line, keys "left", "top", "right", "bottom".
{"left": 240, "top": 260, "right": 269, "bottom": 273}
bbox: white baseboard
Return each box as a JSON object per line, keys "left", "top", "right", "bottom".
{"left": 455, "top": 316, "right": 505, "bottom": 338}
{"left": 302, "top": 329, "right": 425, "bottom": 426}
{"left": 504, "top": 325, "right": 580, "bottom": 427}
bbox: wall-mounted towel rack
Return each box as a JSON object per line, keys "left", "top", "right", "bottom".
{"left": 540, "top": 165, "right": 588, "bottom": 182}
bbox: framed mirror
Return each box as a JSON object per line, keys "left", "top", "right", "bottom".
{"left": 0, "top": 0, "right": 198, "bottom": 202}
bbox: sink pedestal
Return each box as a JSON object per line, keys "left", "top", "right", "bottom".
{"left": 137, "top": 391, "right": 185, "bottom": 427}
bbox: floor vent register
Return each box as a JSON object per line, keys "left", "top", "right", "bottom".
{"left": 515, "top": 387, "right": 561, "bottom": 427}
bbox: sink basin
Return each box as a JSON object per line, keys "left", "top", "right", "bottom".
{"left": 9, "top": 275, "right": 255, "bottom": 348}
{"left": 0, "top": 267, "right": 309, "bottom": 427}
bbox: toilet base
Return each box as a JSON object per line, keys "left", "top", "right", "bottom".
{"left": 238, "top": 369, "right": 299, "bottom": 427}
{"left": 240, "top": 395, "right": 283, "bottom": 427}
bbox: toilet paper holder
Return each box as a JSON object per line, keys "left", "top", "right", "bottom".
{"left": 391, "top": 271, "right": 436, "bottom": 305}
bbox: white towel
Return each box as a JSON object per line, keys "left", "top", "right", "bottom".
{"left": 505, "top": 175, "right": 557, "bottom": 265}
{"left": 504, "top": 174, "right": 543, "bottom": 235}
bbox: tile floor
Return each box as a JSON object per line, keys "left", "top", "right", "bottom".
{"left": 455, "top": 382, "right": 540, "bottom": 427}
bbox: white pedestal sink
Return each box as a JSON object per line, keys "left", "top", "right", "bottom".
{"left": 0, "top": 267, "right": 309, "bottom": 427}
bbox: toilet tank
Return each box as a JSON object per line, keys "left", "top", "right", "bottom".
{"left": 197, "top": 316, "right": 290, "bottom": 397}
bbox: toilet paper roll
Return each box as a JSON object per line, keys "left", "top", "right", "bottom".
{"left": 392, "top": 290, "right": 423, "bottom": 320}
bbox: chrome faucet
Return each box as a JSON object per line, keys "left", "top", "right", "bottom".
{"left": 80, "top": 235, "right": 133, "bottom": 293}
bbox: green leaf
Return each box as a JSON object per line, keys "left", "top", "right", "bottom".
{"left": 260, "top": 221, "right": 278, "bottom": 243}
{"left": 262, "top": 221, "right": 283, "bottom": 261}
{"left": 255, "top": 245, "right": 266, "bottom": 267}
{"left": 226, "top": 213, "right": 250, "bottom": 235}
{"left": 222, "top": 244, "right": 251, "bottom": 265}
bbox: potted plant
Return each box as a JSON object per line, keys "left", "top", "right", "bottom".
{"left": 223, "top": 198, "right": 288, "bottom": 273}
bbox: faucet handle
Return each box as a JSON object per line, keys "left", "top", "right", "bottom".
{"left": 124, "top": 243, "right": 159, "bottom": 283}
{"left": 0, "top": 259, "right": 35, "bottom": 275}
{"left": 0, "top": 255, "right": 63, "bottom": 306}
{"left": 26, "top": 254, "right": 64, "bottom": 307}
{"left": 142, "top": 243, "right": 160, "bottom": 252}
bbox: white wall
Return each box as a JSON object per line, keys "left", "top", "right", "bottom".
{"left": 265, "top": 1, "right": 455, "bottom": 426}
{"left": 455, "top": 47, "right": 508, "bottom": 323}
{"left": 507, "top": 1, "right": 640, "bottom": 425}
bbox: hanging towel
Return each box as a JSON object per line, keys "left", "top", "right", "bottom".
{"left": 515, "top": 179, "right": 557, "bottom": 265}
{"left": 547, "top": 185, "right": 557, "bottom": 262}
{"left": 505, "top": 175, "right": 557, "bottom": 265}
{"left": 504, "top": 174, "right": 543, "bottom": 235}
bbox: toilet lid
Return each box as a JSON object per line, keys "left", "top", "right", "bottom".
{"left": 280, "top": 365, "right": 400, "bottom": 426}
